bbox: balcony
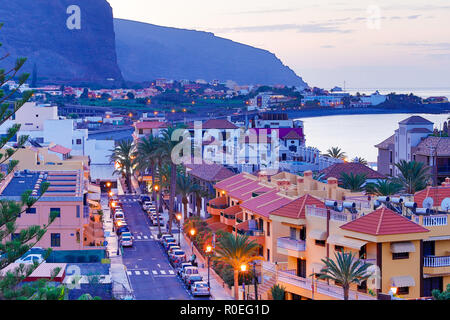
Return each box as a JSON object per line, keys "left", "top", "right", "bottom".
{"left": 220, "top": 205, "right": 242, "bottom": 226}
{"left": 423, "top": 255, "right": 450, "bottom": 276}
{"left": 277, "top": 237, "right": 306, "bottom": 258}
{"left": 207, "top": 196, "right": 228, "bottom": 216}
{"left": 277, "top": 269, "right": 376, "bottom": 300}
{"left": 413, "top": 214, "right": 448, "bottom": 227}
{"left": 233, "top": 220, "right": 265, "bottom": 245}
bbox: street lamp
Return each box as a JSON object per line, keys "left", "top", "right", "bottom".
{"left": 252, "top": 262, "right": 258, "bottom": 300}
{"left": 205, "top": 245, "right": 213, "bottom": 288}
{"left": 176, "top": 213, "right": 182, "bottom": 245}
{"left": 189, "top": 228, "right": 196, "bottom": 253}
{"left": 240, "top": 264, "right": 248, "bottom": 300}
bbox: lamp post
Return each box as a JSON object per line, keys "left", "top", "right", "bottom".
{"left": 252, "top": 262, "right": 258, "bottom": 300}
{"left": 240, "top": 264, "right": 248, "bottom": 300}
{"left": 176, "top": 213, "right": 182, "bottom": 245}
{"left": 189, "top": 228, "right": 196, "bottom": 254}
{"left": 205, "top": 245, "right": 213, "bottom": 288}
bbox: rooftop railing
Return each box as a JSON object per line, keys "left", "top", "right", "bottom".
{"left": 277, "top": 237, "right": 306, "bottom": 252}
{"left": 424, "top": 255, "right": 450, "bottom": 268}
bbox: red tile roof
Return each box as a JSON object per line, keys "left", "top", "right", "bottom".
{"left": 134, "top": 121, "right": 167, "bottom": 130}
{"left": 414, "top": 136, "right": 450, "bottom": 156}
{"left": 340, "top": 207, "right": 429, "bottom": 236}
{"left": 375, "top": 135, "right": 394, "bottom": 149}
{"left": 240, "top": 190, "right": 292, "bottom": 218}
{"left": 186, "top": 163, "right": 235, "bottom": 182}
{"left": 270, "top": 194, "right": 325, "bottom": 219}
{"left": 208, "top": 222, "right": 232, "bottom": 233}
{"left": 223, "top": 205, "right": 242, "bottom": 216}
{"left": 281, "top": 129, "right": 303, "bottom": 140}
{"left": 49, "top": 145, "right": 71, "bottom": 154}
{"left": 399, "top": 116, "right": 433, "bottom": 125}
{"left": 188, "top": 119, "right": 238, "bottom": 129}
{"left": 214, "top": 173, "right": 256, "bottom": 191}
{"left": 320, "top": 162, "right": 386, "bottom": 180}
{"left": 414, "top": 186, "right": 450, "bottom": 209}
{"left": 228, "top": 182, "right": 272, "bottom": 202}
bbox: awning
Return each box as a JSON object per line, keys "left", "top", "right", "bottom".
{"left": 391, "top": 276, "right": 415, "bottom": 288}
{"left": 309, "top": 229, "right": 327, "bottom": 240}
{"left": 327, "top": 235, "right": 367, "bottom": 250}
{"left": 390, "top": 242, "right": 415, "bottom": 253}
{"left": 87, "top": 192, "right": 101, "bottom": 201}
{"left": 425, "top": 235, "right": 450, "bottom": 241}
{"left": 88, "top": 184, "right": 101, "bottom": 193}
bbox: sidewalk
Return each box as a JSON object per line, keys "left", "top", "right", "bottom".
{"left": 177, "top": 229, "right": 233, "bottom": 300}
{"left": 101, "top": 196, "right": 133, "bottom": 299}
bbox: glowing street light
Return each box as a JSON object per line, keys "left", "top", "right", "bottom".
{"left": 240, "top": 264, "right": 247, "bottom": 272}
{"left": 106, "top": 182, "right": 111, "bottom": 188}
{"left": 205, "top": 245, "right": 213, "bottom": 287}
{"left": 189, "top": 228, "right": 196, "bottom": 254}
{"left": 176, "top": 213, "right": 182, "bottom": 245}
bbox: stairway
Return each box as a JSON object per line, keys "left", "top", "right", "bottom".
{"left": 248, "top": 274, "right": 277, "bottom": 300}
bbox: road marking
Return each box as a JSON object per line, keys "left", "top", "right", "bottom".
{"left": 143, "top": 270, "right": 149, "bottom": 275}
{"left": 169, "top": 270, "right": 174, "bottom": 275}
{"left": 137, "top": 236, "right": 142, "bottom": 239}
{"left": 143, "top": 236, "right": 148, "bottom": 239}
{"left": 152, "top": 270, "right": 158, "bottom": 275}
{"left": 160, "top": 270, "right": 166, "bottom": 275}
{"left": 127, "top": 271, "right": 132, "bottom": 275}
{"left": 135, "top": 271, "right": 141, "bottom": 275}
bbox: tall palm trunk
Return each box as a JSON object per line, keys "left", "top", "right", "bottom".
{"left": 168, "top": 163, "right": 177, "bottom": 233}
{"left": 151, "top": 163, "right": 156, "bottom": 201}
{"left": 196, "top": 194, "right": 202, "bottom": 216}
{"left": 234, "top": 269, "right": 239, "bottom": 300}
{"left": 182, "top": 197, "right": 188, "bottom": 219}
{"left": 343, "top": 285, "right": 349, "bottom": 300}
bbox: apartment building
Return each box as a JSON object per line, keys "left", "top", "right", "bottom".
{"left": 0, "top": 169, "right": 104, "bottom": 251}
{"left": 376, "top": 115, "right": 449, "bottom": 184}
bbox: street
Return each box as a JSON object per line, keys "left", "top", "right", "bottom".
{"left": 118, "top": 194, "right": 210, "bottom": 300}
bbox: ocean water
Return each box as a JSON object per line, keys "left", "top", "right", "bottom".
{"left": 344, "top": 88, "right": 450, "bottom": 99}
{"left": 298, "top": 113, "right": 450, "bottom": 163}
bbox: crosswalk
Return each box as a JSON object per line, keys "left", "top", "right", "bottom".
{"left": 127, "top": 269, "right": 175, "bottom": 277}
{"left": 134, "top": 235, "right": 151, "bottom": 240}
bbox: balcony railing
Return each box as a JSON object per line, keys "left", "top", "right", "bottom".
{"left": 424, "top": 256, "right": 450, "bottom": 268}
{"left": 277, "top": 237, "right": 306, "bottom": 252}
{"left": 236, "top": 228, "right": 265, "bottom": 237}
{"left": 423, "top": 215, "right": 448, "bottom": 226}
{"left": 277, "top": 270, "right": 376, "bottom": 300}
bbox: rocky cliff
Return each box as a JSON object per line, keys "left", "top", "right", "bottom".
{"left": 114, "top": 19, "right": 307, "bottom": 87}
{"left": 0, "top": 0, "right": 123, "bottom": 86}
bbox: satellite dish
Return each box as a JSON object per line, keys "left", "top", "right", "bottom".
{"left": 422, "top": 197, "right": 434, "bottom": 209}
{"left": 441, "top": 198, "right": 450, "bottom": 211}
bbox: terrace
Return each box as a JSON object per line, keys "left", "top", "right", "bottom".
{"left": 207, "top": 196, "right": 228, "bottom": 215}
{"left": 277, "top": 237, "right": 306, "bottom": 258}
{"left": 233, "top": 220, "right": 265, "bottom": 245}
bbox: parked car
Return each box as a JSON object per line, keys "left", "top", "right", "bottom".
{"left": 15, "top": 254, "right": 45, "bottom": 264}
{"left": 116, "top": 225, "right": 130, "bottom": 236}
{"left": 186, "top": 274, "right": 204, "bottom": 289}
{"left": 191, "top": 281, "right": 210, "bottom": 297}
{"left": 121, "top": 232, "right": 133, "bottom": 239}
{"left": 114, "top": 212, "right": 125, "bottom": 221}
{"left": 151, "top": 214, "right": 163, "bottom": 226}
{"left": 165, "top": 241, "right": 178, "bottom": 252}
{"left": 177, "top": 262, "right": 193, "bottom": 276}
{"left": 181, "top": 266, "right": 199, "bottom": 283}
{"left": 121, "top": 235, "right": 133, "bottom": 247}
{"left": 142, "top": 201, "right": 153, "bottom": 210}
{"left": 162, "top": 237, "right": 176, "bottom": 247}
{"left": 170, "top": 250, "right": 186, "bottom": 266}
{"left": 139, "top": 195, "right": 151, "bottom": 204}
{"left": 160, "top": 234, "right": 173, "bottom": 243}
{"left": 167, "top": 246, "right": 181, "bottom": 256}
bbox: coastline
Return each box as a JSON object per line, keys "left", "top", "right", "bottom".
{"left": 286, "top": 106, "right": 450, "bottom": 119}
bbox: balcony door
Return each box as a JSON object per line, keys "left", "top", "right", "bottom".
{"left": 423, "top": 277, "right": 442, "bottom": 297}
{"left": 423, "top": 241, "right": 435, "bottom": 256}
{"left": 297, "top": 258, "right": 306, "bottom": 278}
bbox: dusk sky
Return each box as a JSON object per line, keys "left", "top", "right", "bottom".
{"left": 107, "top": 0, "right": 450, "bottom": 89}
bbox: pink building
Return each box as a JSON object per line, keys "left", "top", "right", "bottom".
{"left": 0, "top": 170, "right": 102, "bottom": 251}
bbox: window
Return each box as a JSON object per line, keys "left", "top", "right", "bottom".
{"left": 335, "top": 245, "right": 344, "bottom": 252}
{"left": 315, "top": 240, "right": 326, "bottom": 247}
{"left": 139, "top": 129, "right": 143, "bottom": 134}
{"left": 397, "top": 287, "right": 409, "bottom": 295}
{"left": 26, "top": 207, "right": 36, "bottom": 214}
{"left": 267, "top": 249, "right": 270, "bottom": 261}
{"left": 51, "top": 233, "right": 61, "bottom": 247}
{"left": 51, "top": 208, "right": 61, "bottom": 218}
{"left": 392, "top": 252, "right": 409, "bottom": 260}
{"left": 76, "top": 205, "right": 80, "bottom": 218}
{"left": 267, "top": 221, "right": 270, "bottom": 236}
{"left": 300, "top": 227, "right": 306, "bottom": 241}
{"left": 290, "top": 227, "right": 297, "bottom": 240}
{"left": 76, "top": 139, "right": 82, "bottom": 145}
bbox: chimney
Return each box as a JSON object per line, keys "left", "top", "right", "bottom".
{"left": 303, "top": 170, "right": 313, "bottom": 190}
{"left": 258, "top": 171, "right": 268, "bottom": 183}
{"left": 296, "top": 176, "right": 305, "bottom": 196}
{"left": 327, "top": 177, "right": 338, "bottom": 199}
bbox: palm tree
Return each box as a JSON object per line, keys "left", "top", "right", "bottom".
{"left": 136, "top": 135, "right": 160, "bottom": 201}
{"left": 393, "top": 160, "right": 430, "bottom": 194}
{"left": 176, "top": 174, "right": 196, "bottom": 219}
{"left": 214, "top": 233, "right": 263, "bottom": 300}
{"left": 325, "top": 147, "right": 346, "bottom": 160}
{"left": 110, "top": 140, "right": 136, "bottom": 193}
{"left": 352, "top": 157, "right": 368, "bottom": 165}
{"left": 157, "top": 126, "right": 189, "bottom": 233}
{"left": 365, "top": 179, "right": 403, "bottom": 196}
{"left": 340, "top": 172, "right": 367, "bottom": 192}
{"left": 192, "top": 185, "right": 211, "bottom": 216}
{"left": 317, "top": 250, "right": 372, "bottom": 300}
